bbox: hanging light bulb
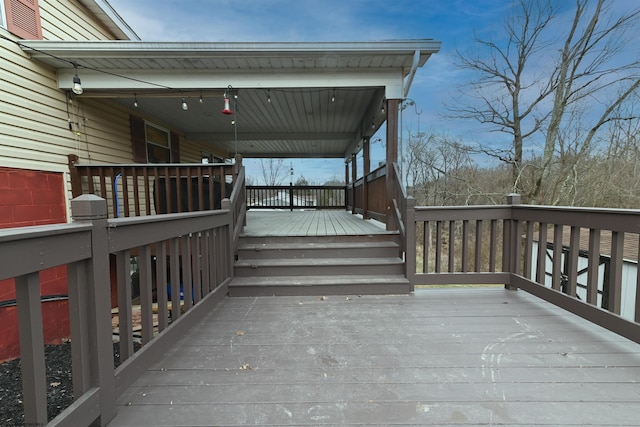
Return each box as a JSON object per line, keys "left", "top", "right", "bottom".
{"left": 71, "top": 62, "right": 83, "bottom": 95}
{"left": 267, "top": 89, "right": 271, "bottom": 104}
{"left": 181, "top": 97, "right": 188, "bottom": 111}
{"left": 381, "top": 100, "right": 386, "bottom": 114}
{"left": 133, "top": 93, "right": 138, "bottom": 108}
{"left": 222, "top": 85, "right": 234, "bottom": 115}
{"left": 199, "top": 92, "right": 204, "bottom": 103}
{"left": 331, "top": 89, "right": 336, "bottom": 103}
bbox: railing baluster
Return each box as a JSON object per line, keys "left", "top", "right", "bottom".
{"left": 448, "top": 220, "right": 455, "bottom": 272}
{"left": 423, "top": 221, "right": 429, "bottom": 273}
{"left": 155, "top": 241, "right": 169, "bottom": 332}
{"left": 133, "top": 167, "right": 141, "bottom": 216}
{"left": 181, "top": 235, "right": 193, "bottom": 311}
{"left": 169, "top": 237, "right": 181, "bottom": 321}
{"left": 489, "top": 219, "right": 497, "bottom": 272}
{"left": 192, "top": 233, "right": 202, "bottom": 303}
{"left": 536, "top": 223, "right": 548, "bottom": 285}
{"left": 435, "top": 221, "right": 442, "bottom": 273}
{"left": 552, "top": 224, "right": 563, "bottom": 291}
{"left": 609, "top": 231, "right": 624, "bottom": 314}
{"left": 116, "top": 250, "right": 133, "bottom": 361}
{"left": 587, "top": 229, "right": 601, "bottom": 305}
{"left": 121, "top": 167, "right": 130, "bottom": 217}
{"left": 186, "top": 167, "right": 193, "bottom": 212}
{"left": 474, "top": 220, "right": 482, "bottom": 273}
{"left": 524, "top": 221, "right": 534, "bottom": 279}
{"left": 636, "top": 234, "right": 640, "bottom": 323}
{"left": 566, "top": 226, "right": 580, "bottom": 297}
{"left": 197, "top": 168, "right": 204, "bottom": 211}
{"left": 139, "top": 245, "right": 154, "bottom": 344}
{"left": 164, "top": 167, "right": 171, "bottom": 214}
{"left": 16, "top": 272, "right": 47, "bottom": 426}
{"left": 144, "top": 168, "right": 151, "bottom": 215}
{"left": 462, "top": 220, "right": 469, "bottom": 273}
{"left": 67, "top": 261, "right": 91, "bottom": 398}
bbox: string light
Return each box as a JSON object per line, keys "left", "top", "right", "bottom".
{"left": 71, "top": 61, "right": 83, "bottom": 95}
{"left": 181, "top": 97, "right": 188, "bottom": 111}
{"left": 331, "top": 89, "right": 336, "bottom": 102}
{"left": 133, "top": 93, "right": 138, "bottom": 108}
{"left": 199, "top": 92, "right": 204, "bottom": 103}
{"left": 267, "top": 89, "right": 271, "bottom": 103}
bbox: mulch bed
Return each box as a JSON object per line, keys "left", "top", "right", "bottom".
{"left": 0, "top": 341, "right": 135, "bottom": 426}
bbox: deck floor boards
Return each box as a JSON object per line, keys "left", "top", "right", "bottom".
{"left": 242, "top": 210, "right": 390, "bottom": 236}
{"left": 108, "top": 288, "right": 640, "bottom": 426}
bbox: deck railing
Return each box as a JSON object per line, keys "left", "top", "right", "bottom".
{"left": 4, "top": 189, "right": 640, "bottom": 424}
{"left": 348, "top": 164, "right": 387, "bottom": 222}
{"left": 68, "top": 154, "right": 239, "bottom": 218}
{"left": 0, "top": 195, "right": 234, "bottom": 426}
{"left": 406, "top": 194, "right": 640, "bottom": 344}
{"left": 246, "top": 185, "right": 346, "bottom": 210}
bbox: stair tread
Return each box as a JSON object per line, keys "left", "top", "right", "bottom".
{"left": 238, "top": 241, "right": 398, "bottom": 250}
{"left": 235, "top": 257, "right": 403, "bottom": 267}
{"left": 231, "top": 275, "right": 410, "bottom": 286}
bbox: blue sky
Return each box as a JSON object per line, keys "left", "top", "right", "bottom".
{"left": 105, "top": 0, "right": 637, "bottom": 184}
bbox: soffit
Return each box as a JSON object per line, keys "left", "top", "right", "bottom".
{"left": 21, "top": 40, "right": 441, "bottom": 159}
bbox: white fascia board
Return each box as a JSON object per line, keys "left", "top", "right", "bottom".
{"left": 56, "top": 68, "right": 404, "bottom": 92}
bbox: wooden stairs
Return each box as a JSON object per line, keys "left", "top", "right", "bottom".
{"left": 229, "top": 234, "right": 411, "bottom": 296}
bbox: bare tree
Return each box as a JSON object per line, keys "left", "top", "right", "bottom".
{"left": 259, "top": 158, "right": 288, "bottom": 186}
{"left": 452, "top": 0, "right": 640, "bottom": 204}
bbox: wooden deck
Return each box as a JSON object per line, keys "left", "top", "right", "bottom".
{"left": 108, "top": 288, "right": 640, "bottom": 426}
{"left": 242, "top": 210, "right": 391, "bottom": 236}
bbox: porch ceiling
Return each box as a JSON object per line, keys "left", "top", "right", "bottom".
{"left": 21, "top": 40, "right": 440, "bottom": 159}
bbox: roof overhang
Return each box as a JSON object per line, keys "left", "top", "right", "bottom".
{"left": 21, "top": 40, "right": 440, "bottom": 159}
{"left": 78, "top": 0, "right": 140, "bottom": 40}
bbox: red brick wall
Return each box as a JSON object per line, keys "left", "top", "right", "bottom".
{"left": 0, "top": 168, "right": 69, "bottom": 362}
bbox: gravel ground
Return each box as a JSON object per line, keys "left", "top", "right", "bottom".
{"left": 0, "top": 341, "right": 134, "bottom": 426}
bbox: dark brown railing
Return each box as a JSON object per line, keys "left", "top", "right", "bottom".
{"left": 0, "top": 196, "right": 234, "bottom": 426}
{"left": 246, "top": 185, "right": 346, "bottom": 210}
{"left": 5, "top": 186, "right": 640, "bottom": 424}
{"left": 68, "top": 154, "right": 239, "bottom": 218}
{"left": 348, "top": 164, "right": 387, "bottom": 222}
{"left": 406, "top": 194, "right": 640, "bottom": 344}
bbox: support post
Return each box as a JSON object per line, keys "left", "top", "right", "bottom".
{"left": 351, "top": 152, "right": 357, "bottom": 215}
{"left": 363, "top": 137, "right": 370, "bottom": 219}
{"left": 405, "top": 196, "right": 416, "bottom": 291}
{"left": 344, "top": 160, "right": 350, "bottom": 212}
{"left": 386, "top": 99, "right": 400, "bottom": 230}
{"left": 71, "top": 195, "right": 117, "bottom": 425}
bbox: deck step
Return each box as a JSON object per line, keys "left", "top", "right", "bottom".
{"left": 237, "top": 241, "right": 400, "bottom": 259}
{"left": 234, "top": 257, "right": 404, "bottom": 277}
{"left": 233, "top": 232, "right": 410, "bottom": 297}
{"left": 229, "top": 275, "right": 411, "bottom": 296}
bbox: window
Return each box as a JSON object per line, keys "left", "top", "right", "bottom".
{"left": 3, "top": 0, "right": 43, "bottom": 39}
{"left": 130, "top": 115, "right": 180, "bottom": 163}
{"left": 145, "top": 123, "right": 170, "bottom": 163}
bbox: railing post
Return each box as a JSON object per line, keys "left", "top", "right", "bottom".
{"left": 16, "top": 272, "right": 47, "bottom": 426}
{"left": 289, "top": 183, "right": 294, "bottom": 211}
{"left": 405, "top": 197, "right": 416, "bottom": 291}
{"left": 67, "top": 154, "right": 82, "bottom": 198}
{"left": 505, "top": 193, "right": 521, "bottom": 291}
{"left": 71, "top": 195, "right": 117, "bottom": 425}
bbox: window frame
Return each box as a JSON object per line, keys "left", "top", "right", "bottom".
{"left": 144, "top": 121, "right": 171, "bottom": 164}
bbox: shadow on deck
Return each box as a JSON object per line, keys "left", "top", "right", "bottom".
{"left": 108, "top": 287, "right": 640, "bottom": 426}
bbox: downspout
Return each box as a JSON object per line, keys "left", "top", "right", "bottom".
{"left": 403, "top": 50, "right": 420, "bottom": 98}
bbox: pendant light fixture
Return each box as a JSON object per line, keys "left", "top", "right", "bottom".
{"left": 71, "top": 61, "right": 83, "bottom": 95}
{"left": 222, "top": 85, "right": 233, "bottom": 115}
